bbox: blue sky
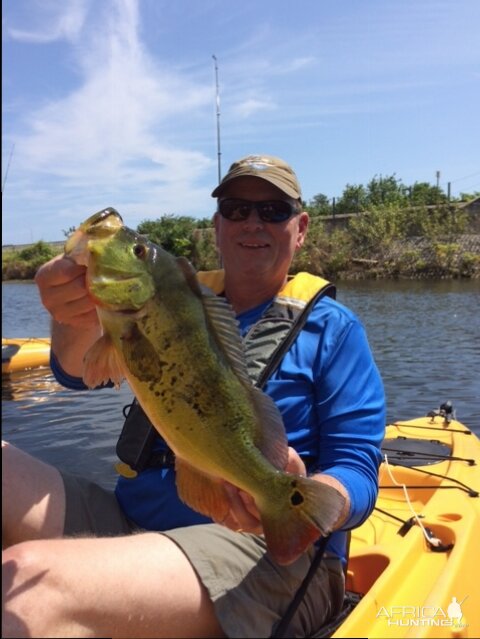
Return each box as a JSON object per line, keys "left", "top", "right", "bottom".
{"left": 2, "top": 0, "right": 480, "bottom": 244}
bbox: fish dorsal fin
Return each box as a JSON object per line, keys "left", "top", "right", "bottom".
{"left": 175, "top": 256, "right": 204, "bottom": 299}
{"left": 177, "top": 257, "right": 288, "bottom": 470}
{"left": 248, "top": 386, "right": 289, "bottom": 470}
{"left": 202, "top": 293, "right": 252, "bottom": 385}
{"left": 176, "top": 257, "right": 251, "bottom": 385}
{"left": 202, "top": 287, "right": 289, "bottom": 471}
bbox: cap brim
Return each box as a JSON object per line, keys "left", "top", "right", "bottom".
{"left": 211, "top": 174, "right": 300, "bottom": 199}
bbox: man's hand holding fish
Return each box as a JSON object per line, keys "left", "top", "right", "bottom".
{"left": 219, "top": 446, "right": 309, "bottom": 534}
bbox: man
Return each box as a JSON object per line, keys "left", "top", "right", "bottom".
{"left": 2, "top": 155, "right": 385, "bottom": 638}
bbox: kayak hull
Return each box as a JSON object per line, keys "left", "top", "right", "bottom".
{"left": 2, "top": 337, "right": 51, "bottom": 373}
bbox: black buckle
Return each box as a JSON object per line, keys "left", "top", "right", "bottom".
{"left": 149, "top": 448, "right": 176, "bottom": 469}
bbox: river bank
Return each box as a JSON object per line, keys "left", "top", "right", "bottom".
{"left": 3, "top": 233, "right": 480, "bottom": 282}
{"left": 3, "top": 208, "right": 480, "bottom": 281}
{"left": 286, "top": 223, "right": 480, "bottom": 279}
{"left": 324, "top": 233, "right": 480, "bottom": 280}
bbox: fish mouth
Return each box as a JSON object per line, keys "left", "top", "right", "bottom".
{"left": 80, "top": 207, "right": 124, "bottom": 235}
{"left": 65, "top": 208, "right": 124, "bottom": 264}
{"left": 90, "top": 273, "right": 140, "bottom": 285}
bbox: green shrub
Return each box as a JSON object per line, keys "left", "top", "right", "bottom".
{"left": 137, "top": 215, "right": 213, "bottom": 262}
{"left": 17, "top": 240, "right": 55, "bottom": 262}
{"left": 2, "top": 241, "right": 57, "bottom": 280}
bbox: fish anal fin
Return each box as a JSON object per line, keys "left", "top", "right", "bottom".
{"left": 175, "top": 458, "right": 230, "bottom": 523}
{"left": 260, "top": 476, "right": 345, "bottom": 565}
{"left": 83, "top": 334, "right": 125, "bottom": 388}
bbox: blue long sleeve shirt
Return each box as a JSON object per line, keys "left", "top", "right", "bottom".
{"left": 51, "top": 294, "right": 385, "bottom": 566}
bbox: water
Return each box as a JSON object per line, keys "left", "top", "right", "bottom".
{"left": 336, "top": 279, "right": 480, "bottom": 429}
{"left": 2, "top": 279, "right": 480, "bottom": 489}
{"left": 2, "top": 282, "right": 133, "bottom": 489}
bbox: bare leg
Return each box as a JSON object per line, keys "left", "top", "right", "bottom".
{"left": 2, "top": 442, "right": 66, "bottom": 548}
{"left": 2, "top": 532, "right": 225, "bottom": 638}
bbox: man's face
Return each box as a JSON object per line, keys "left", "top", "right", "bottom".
{"left": 214, "top": 176, "right": 309, "bottom": 281}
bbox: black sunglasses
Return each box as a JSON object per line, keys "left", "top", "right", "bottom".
{"left": 217, "top": 198, "right": 299, "bottom": 223}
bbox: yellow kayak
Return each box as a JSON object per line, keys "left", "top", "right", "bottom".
{"left": 328, "top": 406, "right": 480, "bottom": 638}
{"left": 2, "top": 337, "right": 51, "bottom": 373}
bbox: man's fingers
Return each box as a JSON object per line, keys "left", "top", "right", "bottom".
{"left": 223, "top": 484, "right": 263, "bottom": 533}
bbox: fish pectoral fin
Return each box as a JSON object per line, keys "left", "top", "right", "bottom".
{"left": 175, "top": 458, "right": 230, "bottom": 523}
{"left": 83, "top": 334, "right": 124, "bottom": 389}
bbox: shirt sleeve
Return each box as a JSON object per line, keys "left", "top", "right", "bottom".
{"left": 312, "top": 310, "right": 386, "bottom": 530}
{"left": 50, "top": 350, "right": 114, "bottom": 390}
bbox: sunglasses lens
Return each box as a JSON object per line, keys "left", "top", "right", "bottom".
{"left": 258, "top": 201, "right": 293, "bottom": 222}
{"left": 218, "top": 199, "right": 295, "bottom": 223}
{"left": 218, "top": 199, "right": 250, "bottom": 221}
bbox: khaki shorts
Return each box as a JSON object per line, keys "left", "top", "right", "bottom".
{"left": 62, "top": 472, "right": 137, "bottom": 536}
{"left": 61, "top": 472, "right": 345, "bottom": 638}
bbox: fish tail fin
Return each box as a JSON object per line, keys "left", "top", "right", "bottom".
{"left": 260, "top": 475, "right": 345, "bottom": 565}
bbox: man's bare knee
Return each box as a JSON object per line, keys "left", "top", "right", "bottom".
{"left": 2, "top": 535, "right": 226, "bottom": 639}
{"left": 2, "top": 541, "right": 64, "bottom": 638}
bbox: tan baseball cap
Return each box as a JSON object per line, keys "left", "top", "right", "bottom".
{"left": 211, "top": 154, "right": 302, "bottom": 199}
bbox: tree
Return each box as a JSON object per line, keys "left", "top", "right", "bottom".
{"left": 366, "top": 174, "right": 407, "bottom": 207}
{"left": 335, "top": 183, "right": 367, "bottom": 214}
{"left": 137, "top": 215, "right": 212, "bottom": 261}
{"left": 408, "top": 182, "right": 448, "bottom": 206}
{"left": 62, "top": 226, "right": 77, "bottom": 238}
{"left": 458, "top": 191, "right": 480, "bottom": 202}
{"left": 305, "top": 193, "right": 331, "bottom": 216}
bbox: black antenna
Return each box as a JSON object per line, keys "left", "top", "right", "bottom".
{"left": 2, "top": 143, "right": 15, "bottom": 196}
{"left": 212, "top": 55, "right": 222, "bottom": 182}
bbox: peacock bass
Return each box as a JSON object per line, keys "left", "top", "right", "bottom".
{"left": 64, "top": 207, "right": 345, "bottom": 565}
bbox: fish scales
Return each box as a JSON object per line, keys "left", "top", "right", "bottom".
{"left": 134, "top": 296, "right": 258, "bottom": 459}
{"left": 65, "top": 207, "right": 345, "bottom": 565}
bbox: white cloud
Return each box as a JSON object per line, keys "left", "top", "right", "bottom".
{"left": 7, "top": 0, "right": 89, "bottom": 43}
{"left": 2, "top": 0, "right": 220, "bottom": 243}
{"left": 275, "top": 56, "right": 316, "bottom": 74}
{"left": 11, "top": 0, "right": 214, "bottom": 194}
{"left": 232, "top": 97, "right": 277, "bottom": 119}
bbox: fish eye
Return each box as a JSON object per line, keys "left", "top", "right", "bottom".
{"left": 133, "top": 243, "right": 148, "bottom": 259}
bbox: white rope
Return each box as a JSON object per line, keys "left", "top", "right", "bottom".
{"left": 383, "top": 454, "right": 442, "bottom": 547}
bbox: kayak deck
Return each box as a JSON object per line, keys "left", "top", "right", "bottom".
{"left": 332, "top": 414, "right": 480, "bottom": 638}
